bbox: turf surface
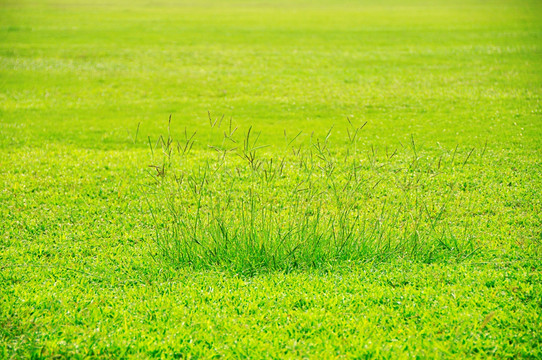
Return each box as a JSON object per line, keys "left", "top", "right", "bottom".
{"left": 1, "top": 0, "right": 541, "bottom": 358}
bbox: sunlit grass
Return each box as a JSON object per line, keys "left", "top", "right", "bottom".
{"left": 1, "top": 0, "right": 541, "bottom": 357}
{"left": 145, "top": 117, "right": 480, "bottom": 273}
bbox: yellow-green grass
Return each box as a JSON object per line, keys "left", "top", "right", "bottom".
{"left": 1, "top": 0, "right": 541, "bottom": 357}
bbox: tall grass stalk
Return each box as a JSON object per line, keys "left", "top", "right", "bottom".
{"left": 143, "top": 116, "right": 477, "bottom": 274}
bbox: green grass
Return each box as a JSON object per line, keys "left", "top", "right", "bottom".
{"left": 146, "top": 119, "right": 483, "bottom": 273}
{"left": 1, "top": 0, "right": 542, "bottom": 357}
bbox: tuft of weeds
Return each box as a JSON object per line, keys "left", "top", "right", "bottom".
{"left": 143, "top": 116, "right": 479, "bottom": 274}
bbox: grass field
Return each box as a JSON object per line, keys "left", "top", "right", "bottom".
{"left": 1, "top": 0, "right": 542, "bottom": 358}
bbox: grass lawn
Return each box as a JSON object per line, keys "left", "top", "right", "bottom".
{"left": 1, "top": 0, "right": 541, "bottom": 357}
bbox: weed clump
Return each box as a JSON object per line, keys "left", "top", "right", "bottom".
{"left": 144, "top": 115, "right": 477, "bottom": 274}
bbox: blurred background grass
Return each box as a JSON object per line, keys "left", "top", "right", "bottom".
{"left": 1, "top": 0, "right": 541, "bottom": 150}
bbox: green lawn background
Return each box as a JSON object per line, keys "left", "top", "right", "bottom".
{"left": 1, "top": 0, "right": 541, "bottom": 357}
